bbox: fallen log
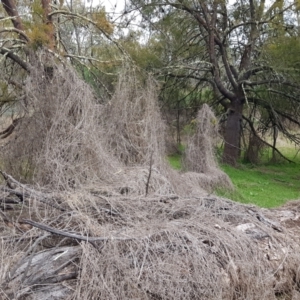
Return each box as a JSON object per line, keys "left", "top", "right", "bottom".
{"left": 2, "top": 246, "right": 81, "bottom": 300}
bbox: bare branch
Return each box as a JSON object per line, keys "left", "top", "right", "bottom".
{"left": 0, "top": 118, "right": 20, "bottom": 139}
{"left": 22, "top": 219, "right": 135, "bottom": 244}
{"left": 145, "top": 151, "right": 153, "bottom": 196}
{"left": 0, "top": 27, "right": 29, "bottom": 42}
{"left": 64, "top": 53, "right": 123, "bottom": 65}
{"left": 0, "top": 48, "right": 29, "bottom": 71}
{"left": 242, "top": 115, "right": 295, "bottom": 163}
{"left": 49, "top": 10, "right": 131, "bottom": 60}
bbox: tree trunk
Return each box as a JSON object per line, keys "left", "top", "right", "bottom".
{"left": 1, "top": 0, "right": 26, "bottom": 40}
{"left": 222, "top": 99, "right": 243, "bottom": 165}
{"left": 41, "top": 0, "right": 55, "bottom": 50}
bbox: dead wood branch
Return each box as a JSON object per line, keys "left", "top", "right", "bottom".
{"left": 145, "top": 151, "right": 153, "bottom": 196}
{"left": 1, "top": 186, "right": 24, "bottom": 201}
{"left": 0, "top": 118, "right": 20, "bottom": 139}
{"left": 22, "top": 219, "right": 135, "bottom": 244}
{"left": 0, "top": 197, "right": 20, "bottom": 204}
{"left": 0, "top": 27, "right": 29, "bottom": 41}
{"left": 0, "top": 234, "right": 41, "bottom": 243}
{"left": 0, "top": 48, "right": 29, "bottom": 72}
{"left": 0, "top": 171, "right": 66, "bottom": 211}
{"left": 3, "top": 246, "right": 80, "bottom": 299}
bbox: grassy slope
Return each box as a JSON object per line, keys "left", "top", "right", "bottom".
{"left": 168, "top": 148, "right": 300, "bottom": 208}
{"left": 219, "top": 162, "right": 300, "bottom": 208}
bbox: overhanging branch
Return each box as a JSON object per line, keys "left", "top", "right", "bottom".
{"left": 0, "top": 48, "right": 29, "bottom": 72}
{"left": 243, "top": 115, "right": 295, "bottom": 163}
{"left": 0, "top": 27, "right": 29, "bottom": 42}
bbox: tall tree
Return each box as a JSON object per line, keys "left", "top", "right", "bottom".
{"left": 127, "top": 0, "right": 300, "bottom": 165}
{"left": 0, "top": 0, "right": 122, "bottom": 135}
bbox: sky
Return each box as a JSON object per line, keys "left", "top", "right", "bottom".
{"left": 101, "top": 0, "right": 124, "bottom": 11}
{"left": 87, "top": 0, "right": 125, "bottom": 13}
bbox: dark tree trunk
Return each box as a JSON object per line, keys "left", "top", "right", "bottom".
{"left": 222, "top": 98, "right": 243, "bottom": 165}
{"left": 1, "top": 0, "right": 24, "bottom": 33}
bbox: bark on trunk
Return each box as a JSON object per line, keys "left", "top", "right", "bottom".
{"left": 1, "top": 0, "right": 27, "bottom": 41}
{"left": 41, "top": 0, "right": 55, "bottom": 50}
{"left": 222, "top": 99, "right": 243, "bottom": 165}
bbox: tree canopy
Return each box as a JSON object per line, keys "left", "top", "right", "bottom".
{"left": 123, "top": 0, "right": 300, "bottom": 164}
{"left": 1, "top": 0, "right": 300, "bottom": 165}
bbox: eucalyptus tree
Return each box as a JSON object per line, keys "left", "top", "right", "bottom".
{"left": 126, "top": 0, "right": 300, "bottom": 165}
{"left": 0, "top": 0, "right": 125, "bottom": 137}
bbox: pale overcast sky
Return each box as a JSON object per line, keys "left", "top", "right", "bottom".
{"left": 99, "top": 0, "right": 125, "bottom": 12}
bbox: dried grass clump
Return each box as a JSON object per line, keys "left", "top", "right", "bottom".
{"left": 50, "top": 194, "right": 300, "bottom": 300}
{"left": 0, "top": 236, "right": 19, "bottom": 285}
{"left": 2, "top": 186, "right": 300, "bottom": 300}
{"left": 114, "top": 167, "right": 176, "bottom": 196}
{"left": 182, "top": 104, "right": 233, "bottom": 192}
{"left": 1, "top": 57, "right": 119, "bottom": 189}
{"left": 1, "top": 62, "right": 177, "bottom": 196}
{"left": 1, "top": 58, "right": 231, "bottom": 197}
{"left": 100, "top": 67, "right": 166, "bottom": 168}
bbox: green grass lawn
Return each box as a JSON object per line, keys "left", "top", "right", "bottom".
{"left": 218, "top": 162, "right": 300, "bottom": 207}
{"left": 168, "top": 148, "right": 300, "bottom": 208}
{"left": 168, "top": 153, "right": 182, "bottom": 170}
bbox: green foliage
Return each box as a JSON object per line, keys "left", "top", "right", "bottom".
{"left": 121, "top": 33, "right": 162, "bottom": 69}
{"left": 168, "top": 153, "right": 182, "bottom": 170}
{"left": 167, "top": 144, "right": 185, "bottom": 170}
{"left": 31, "top": 0, "right": 45, "bottom": 18}
{"left": 264, "top": 36, "right": 300, "bottom": 73}
{"left": 183, "top": 119, "right": 197, "bottom": 135}
{"left": 74, "top": 63, "right": 116, "bottom": 98}
{"left": 26, "top": 23, "right": 53, "bottom": 49}
{"left": 91, "top": 8, "right": 114, "bottom": 35}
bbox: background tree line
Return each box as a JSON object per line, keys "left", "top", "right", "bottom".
{"left": 1, "top": 0, "right": 300, "bottom": 166}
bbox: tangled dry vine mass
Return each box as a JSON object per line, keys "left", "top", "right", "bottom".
{"left": 1, "top": 58, "right": 300, "bottom": 299}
